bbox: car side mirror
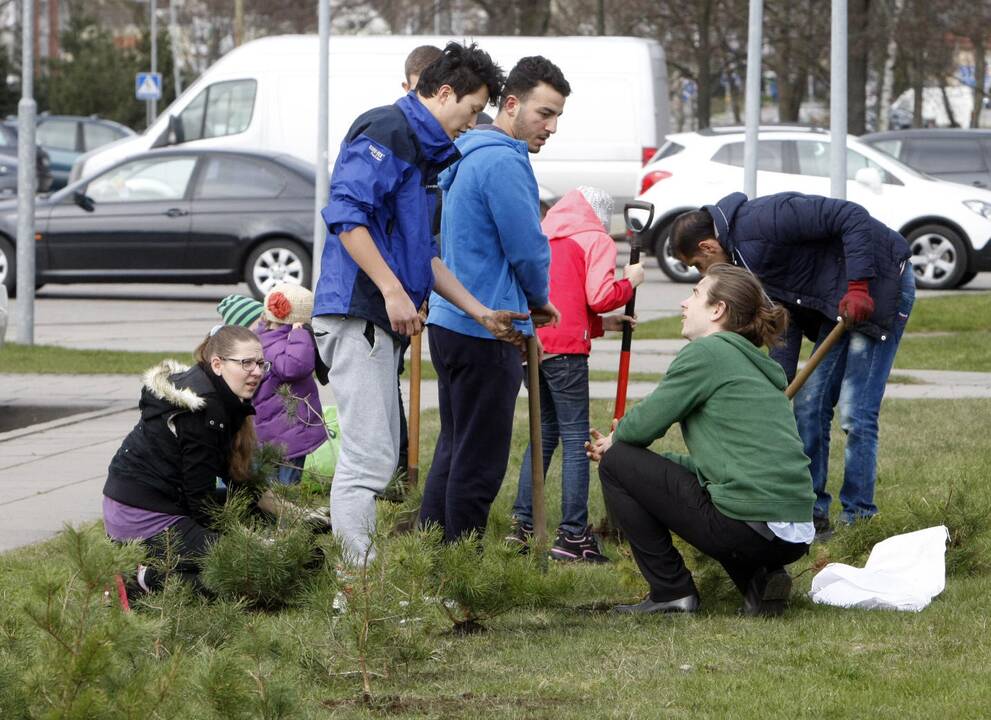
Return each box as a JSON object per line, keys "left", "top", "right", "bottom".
{"left": 854, "top": 167, "right": 883, "bottom": 192}
{"left": 151, "top": 115, "right": 184, "bottom": 148}
{"left": 73, "top": 190, "right": 95, "bottom": 212}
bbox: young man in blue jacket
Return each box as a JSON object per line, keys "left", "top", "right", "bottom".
{"left": 313, "top": 42, "right": 526, "bottom": 564}
{"left": 670, "top": 192, "right": 915, "bottom": 538}
{"left": 419, "top": 56, "right": 569, "bottom": 543}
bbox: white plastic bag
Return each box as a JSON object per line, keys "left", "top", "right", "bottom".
{"left": 809, "top": 525, "right": 949, "bottom": 612}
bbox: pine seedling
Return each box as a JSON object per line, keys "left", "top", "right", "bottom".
{"left": 321, "top": 524, "right": 445, "bottom": 702}
{"left": 200, "top": 490, "right": 325, "bottom": 609}
{"left": 904, "top": 483, "right": 991, "bottom": 576}
{"left": 241, "top": 443, "right": 285, "bottom": 496}
{"left": 194, "top": 625, "right": 299, "bottom": 720}
{"left": 434, "top": 533, "right": 577, "bottom": 634}
{"left": 18, "top": 525, "right": 185, "bottom": 719}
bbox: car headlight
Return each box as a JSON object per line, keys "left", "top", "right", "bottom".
{"left": 963, "top": 200, "right": 991, "bottom": 221}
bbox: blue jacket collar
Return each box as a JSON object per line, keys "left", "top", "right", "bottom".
{"left": 396, "top": 91, "right": 459, "bottom": 168}
{"left": 704, "top": 192, "right": 748, "bottom": 261}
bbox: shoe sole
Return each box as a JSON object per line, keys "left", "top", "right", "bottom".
{"left": 550, "top": 547, "right": 609, "bottom": 563}
{"left": 755, "top": 572, "right": 792, "bottom": 617}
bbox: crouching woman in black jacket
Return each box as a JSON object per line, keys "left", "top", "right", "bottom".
{"left": 102, "top": 325, "right": 274, "bottom": 594}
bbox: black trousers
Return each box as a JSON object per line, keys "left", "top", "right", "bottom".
{"left": 142, "top": 516, "right": 218, "bottom": 594}
{"left": 599, "top": 442, "right": 808, "bottom": 601}
{"left": 419, "top": 325, "right": 523, "bottom": 542}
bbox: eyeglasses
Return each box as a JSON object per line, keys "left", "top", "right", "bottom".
{"left": 220, "top": 357, "right": 271, "bottom": 374}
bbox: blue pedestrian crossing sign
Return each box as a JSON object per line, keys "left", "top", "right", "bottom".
{"left": 135, "top": 72, "right": 162, "bottom": 101}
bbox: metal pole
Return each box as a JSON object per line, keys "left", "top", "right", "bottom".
{"left": 15, "top": 0, "right": 37, "bottom": 345}
{"left": 743, "top": 0, "right": 763, "bottom": 199}
{"left": 170, "top": 0, "right": 182, "bottom": 96}
{"left": 830, "top": 0, "right": 847, "bottom": 199}
{"left": 150, "top": 0, "right": 158, "bottom": 123}
{"left": 312, "top": 0, "right": 330, "bottom": 289}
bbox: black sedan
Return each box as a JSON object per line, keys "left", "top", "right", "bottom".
{"left": 0, "top": 148, "right": 315, "bottom": 299}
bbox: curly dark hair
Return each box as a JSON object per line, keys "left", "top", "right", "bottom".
{"left": 415, "top": 41, "right": 505, "bottom": 106}
{"left": 499, "top": 56, "right": 571, "bottom": 109}
{"left": 670, "top": 209, "right": 717, "bottom": 261}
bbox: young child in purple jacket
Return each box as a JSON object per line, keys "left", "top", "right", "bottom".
{"left": 253, "top": 283, "right": 326, "bottom": 484}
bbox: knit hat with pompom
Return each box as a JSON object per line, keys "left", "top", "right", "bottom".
{"left": 263, "top": 283, "right": 314, "bottom": 326}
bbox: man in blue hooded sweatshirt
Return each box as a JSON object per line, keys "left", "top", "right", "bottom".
{"left": 313, "top": 42, "right": 527, "bottom": 565}
{"left": 419, "top": 56, "right": 570, "bottom": 542}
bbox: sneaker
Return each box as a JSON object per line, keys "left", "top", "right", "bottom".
{"left": 550, "top": 526, "right": 609, "bottom": 564}
{"left": 504, "top": 520, "right": 534, "bottom": 554}
{"left": 813, "top": 515, "right": 833, "bottom": 542}
{"left": 741, "top": 567, "right": 792, "bottom": 617}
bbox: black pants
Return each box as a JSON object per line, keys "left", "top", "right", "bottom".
{"left": 142, "top": 516, "right": 218, "bottom": 594}
{"left": 599, "top": 442, "right": 808, "bottom": 601}
{"left": 419, "top": 325, "right": 523, "bottom": 542}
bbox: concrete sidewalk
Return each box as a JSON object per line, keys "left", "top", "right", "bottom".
{"left": 5, "top": 353, "right": 991, "bottom": 553}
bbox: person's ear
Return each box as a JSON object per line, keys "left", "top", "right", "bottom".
{"left": 210, "top": 355, "right": 223, "bottom": 376}
{"left": 698, "top": 238, "right": 722, "bottom": 256}
{"left": 402, "top": 81, "right": 411, "bottom": 92}
{"left": 710, "top": 300, "right": 728, "bottom": 323}
{"left": 503, "top": 94, "right": 520, "bottom": 117}
{"left": 438, "top": 84, "right": 454, "bottom": 104}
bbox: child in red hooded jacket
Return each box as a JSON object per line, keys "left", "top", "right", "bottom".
{"left": 507, "top": 186, "right": 644, "bottom": 562}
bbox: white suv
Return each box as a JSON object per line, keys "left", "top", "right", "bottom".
{"left": 635, "top": 126, "right": 991, "bottom": 289}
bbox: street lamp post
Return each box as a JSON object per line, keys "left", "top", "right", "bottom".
{"left": 15, "top": 0, "right": 37, "bottom": 344}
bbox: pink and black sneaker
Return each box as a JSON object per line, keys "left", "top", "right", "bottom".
{"left": 550, "top": 526, "right": 609, "bottom": 564}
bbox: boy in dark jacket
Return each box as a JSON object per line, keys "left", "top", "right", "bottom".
{"left": 669, "top": 191, "right": 915, "bottom": 536}
{"left": 313, "top": 42, "right": 525, "bottom": 565}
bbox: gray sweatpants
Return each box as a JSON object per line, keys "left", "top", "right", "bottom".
{"left": 312, "top": 316, "right": 401, "bottom": 564}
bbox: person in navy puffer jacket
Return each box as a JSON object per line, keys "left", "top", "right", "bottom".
{"left": 253, "top": 283, "right": 326, "bottom": 485}
{"left": 669, "top": 192, "right": 915, "bottom": 538}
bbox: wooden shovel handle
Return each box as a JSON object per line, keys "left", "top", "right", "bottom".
{"left": 785, "top": 319, "right": 846, "bottom": 400}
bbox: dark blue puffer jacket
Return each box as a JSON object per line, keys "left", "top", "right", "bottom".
{"left": 704, "top": 192, "right": 911, "bottom": 338}
{"left": 315, "top": 91, "right": 458, "bottom": 338}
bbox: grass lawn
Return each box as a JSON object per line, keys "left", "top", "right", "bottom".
{"left": 2, "top": 394, "right": 990, "bottom": 718}
{"left": 0, "top": 343, "right": 189, "bottom": 374}
{"left": 638, "top": 292, "right": 991, "bottom": 372}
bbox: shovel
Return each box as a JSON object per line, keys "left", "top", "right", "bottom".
{"left": 407, "top": 333, "right": 422, "bottom": 488}
{"left": 613, "top": 200, "right": 655, "bottom": 419}
{"left": 526, "top": 335, "right": 549, "bottom": 552}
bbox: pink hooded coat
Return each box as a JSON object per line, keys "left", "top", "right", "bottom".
{"left": 537, "top": 189, "right": 634, "bottom": 355}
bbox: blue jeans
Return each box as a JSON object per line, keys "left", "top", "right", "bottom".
{"left": 513, "top": 354, "right": 591, "bottom": 534}
{"left": 276, "top": 456, "right": 305, "bottom": 485}
{"left": 772, "top": 267, "right": 915, "bottom": 523}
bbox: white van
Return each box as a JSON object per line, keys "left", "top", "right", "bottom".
{"left": 71, "top": 34, "right": 669, "bottom": 207}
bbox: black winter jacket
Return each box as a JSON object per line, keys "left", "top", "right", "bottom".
{"left": 103, "top": 361, "right": 255, "bottom": 526}
{"left": 705, "top": 192, "right": 911, "bottom": 339}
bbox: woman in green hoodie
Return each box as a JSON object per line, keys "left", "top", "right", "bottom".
{"left": 587, "top": 264, "right": 815, "bottom": 617}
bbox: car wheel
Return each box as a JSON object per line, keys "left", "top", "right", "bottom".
{"left": 955, "top": 271, "right": 978, "bottom": 288}
{"left": 653, "top": 226, "right": 699, "bottom": 283}
{"left": 0, "top": 235, "right": 14, "bottom": 297}
{"left": 244, "top": 239, "right": 311, "bottom": 300}
{"left": 907, "top": 224, "right": 968, "bottom": 290}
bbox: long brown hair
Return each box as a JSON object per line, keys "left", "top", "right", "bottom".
{"left": 193, "top": 325, "right": 260, "bottom": 482}
{"left": 705, "top": 264, "right": 788, "bottom": 348}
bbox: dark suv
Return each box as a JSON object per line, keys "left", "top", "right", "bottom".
{"left": 860, "top": 129, "right": 991, "bottom": 189}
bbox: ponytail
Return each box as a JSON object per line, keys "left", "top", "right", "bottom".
{"left": 705, "top": 263, "right": 788, "bottom": 348}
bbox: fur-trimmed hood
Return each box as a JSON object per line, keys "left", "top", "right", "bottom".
{"left": 142, "top": 360, "right": 207, "bottom": 412}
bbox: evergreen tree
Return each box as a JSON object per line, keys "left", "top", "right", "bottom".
{"left": 42, "top": 14, "right": 177, "bottom": 130}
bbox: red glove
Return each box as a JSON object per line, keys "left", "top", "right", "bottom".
{"left": 838, "top": 280, "right": 874, "bottom": 324}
